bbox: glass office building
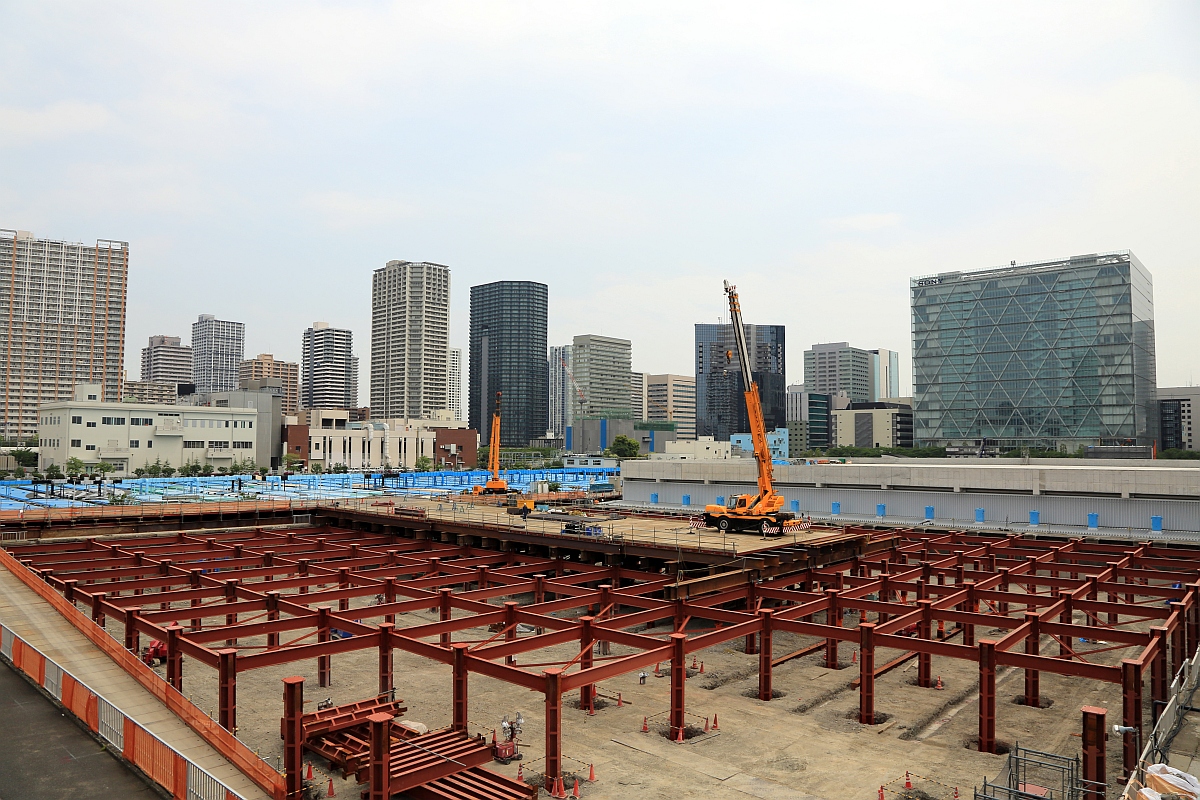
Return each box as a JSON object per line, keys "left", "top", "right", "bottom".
{"left": 695, "top": 323, "right": 785, "bottom": 442}
{"left": 469, "top": 281, "right": 548, "bottom": 447}
{"left": 911, "top": 251, "right": 1157, "bottom": 451}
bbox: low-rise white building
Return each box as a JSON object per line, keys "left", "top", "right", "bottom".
{"left": 38, "top": 384, "right": 266, "bottom": 474}
{"left": 304, "top": 409, "right": 470, "bottom": 471}
{"left": 649, "top": 436, "right": 733, "bottom": 461}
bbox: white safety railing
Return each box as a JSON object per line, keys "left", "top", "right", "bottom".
{"left": 0, "top": 621, "right": 250, "bottom": 800}
{"left": 1123, "top": 644, "right": 1200, "bottom": 798}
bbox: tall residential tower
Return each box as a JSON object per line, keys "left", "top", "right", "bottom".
{"left": 140, "top": 335, "right": 193, "bottom": 384}
{"left": 191, "top": 315, "right": 245, "bottom": 394}
{"left": 371, "top": 261, "right": 451, "bottom": 419}
{"left": 0, "top": 229, "right": 128, "bottom": 439}
{"left": 301, "top": 322, "right": 358, "bottom": 411}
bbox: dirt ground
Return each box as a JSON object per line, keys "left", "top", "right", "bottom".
{"left": 102, "top": 592, "right": 1143, "bottom": 800}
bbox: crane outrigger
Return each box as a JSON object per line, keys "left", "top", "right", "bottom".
{"left": 703, "top": 281, "right": 795, "bottom": 536}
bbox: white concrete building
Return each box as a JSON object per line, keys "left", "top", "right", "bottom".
{"left": 0, "top": 229, "right": 129, "bottom": 439}
{"left": 649, "top": 436, "right": 733, "bottom": 461}
{"left": 192, "top": 315, "right": 245, "bottom": 394}
{"left": 548, "top": 344, "right": 573, "bottom": 438}
{"left": 304, "top": 408, "right": 468, "bottom": 471}
{"left": 38, "top": 384, "right": 263, "bottom": 474}
{"left": 646, "top": 374, "right": 696, "bottom": 440}
{"left": 371, "top": 261, "right": 451, "bottom": 420}
{"left": 571, "top": 335, "right": 632, "bottom": 421}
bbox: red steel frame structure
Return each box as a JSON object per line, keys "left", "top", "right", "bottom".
{"left": 7, "top": 524, "right": 1200, "bottom": 795}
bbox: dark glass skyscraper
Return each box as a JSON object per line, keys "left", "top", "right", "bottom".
{"left": 695, "top": 323, "right": 785, "bottom": 442}
{"left": 911, "top": 251, "right": 1157, "bottom": 451}
{"left": 469, "top": 281, "right": 548, "bottom": 447}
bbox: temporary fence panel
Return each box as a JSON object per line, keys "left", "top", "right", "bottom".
{"left": 0, "top": 627, "right": 247, "bottom": 800}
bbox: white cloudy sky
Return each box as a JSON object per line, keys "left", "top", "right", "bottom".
{"left": 3, "top": 3, "right": 1199, "bottom": 398}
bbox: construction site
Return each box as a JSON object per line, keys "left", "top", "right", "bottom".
{"left": 2, "top": 283, "right": 1198, "bottom": 800}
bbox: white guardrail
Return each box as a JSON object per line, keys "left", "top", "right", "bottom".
{"left": 0, "top": 622, "right": 248, "bottom": 800}
{"left": 1124, "top": 643, "right": 1200, "bottom": 798}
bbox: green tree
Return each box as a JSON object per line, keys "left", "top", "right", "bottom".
{"left": 548, "top": 481, "right": 561, "bottom": 492}
{"left": 0, "top": 470, "right": 10, "bottom": 480}
{"left": 14, "top": 466, "right": 26, "bottom": 479}
{"left": 310, "top": 462, "right": 324, "bottom": 474}
{"left": 608, "top": 435, "right": 641, "bottom": 459}
{"left": 8, "top": 448, "right": 38, "bottom": 467}
{"left": 283, "top": 453, "right": 303, "bottom": 471}
{"left": 145, "top": 458, "right": 163, "bottom": 478}
{"left": 161, "top": 462, "right": 176, "bottom": 477}
{"left": 96, "top": 461, "right": 115, "bottom": 477}
{"left": 414, "top": 455, "right": 433, "bottom": 472}
{"left": 44, "top": 464, "right": 64, "bottom": 480}
{"left": 201, "top": 464, "right": 214, "bottom": 476}
{"left": 133, "top": 467, "right": 147, "bottom": 478}
{"left": 66, "top": 457, "right": 86, "bottom": 477}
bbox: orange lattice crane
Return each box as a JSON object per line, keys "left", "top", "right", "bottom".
{"left": 474, "top": 391, "right": 510, "bottom": 495}
{"left": 702, "top": 281, "right": 794, "bottom": 536}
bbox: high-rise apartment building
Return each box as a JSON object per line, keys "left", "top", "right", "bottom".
{"left": 646, "top": 374, "right": 696, "bottom": 439}
{"left": 786, "top": 383, "right": 833, "bottom": 450}
{"left": 0, "top": 229, "right": 128, "bottom": 439}
{"left": 695, "top": 323, "right": 785, "bottom": 442}
{"left": 301, "top": 323, "right": 358, "bottom": 412}
{"left": 192, "top": 315, "right": 245, "bottom": 394}
{"left": 912, "top": 251, "right": 1158, "bottom": 450}
{"left": 239, "top": 353, "right": 300, "bottom": 415}
{"left": 141, "top": 335, "right": 192, "bottom": 384}
{"left": 803, "top": 343, "right": 900, "bottom": 403}
{"left": 371, "top": 261, "right": 451, "bottom": 419}
{"left": 448, "top": 348, "right": 462, "bottom": 422}
{"left": 548, "top": 345, "right": 573, "bottom": 438}
{"left": 469, "top": 281, "right": 548, "bottom": 447}
{"left": 631, "top": 371, "right": 648, "bottom": 421}
{"left": 571, "top": 335, "right": 632, "bottom": 422}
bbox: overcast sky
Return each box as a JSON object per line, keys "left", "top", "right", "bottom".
{"left": 2, "top": 3, "right": 1198, "bottom": 400}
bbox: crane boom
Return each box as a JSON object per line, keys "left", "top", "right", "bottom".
{"left": 724, "top": 281, "right": 776, "bottom": 503}
{"left": 474, "top": 391, "right": 509, "bottom": 494}
{"left": 702, "top": 281, "right": 791, "bottom": 535}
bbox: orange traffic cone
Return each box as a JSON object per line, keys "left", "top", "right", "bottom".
{"left": 935, "top": 675, "right": 944, "bottom": 690}
{"left": 712, "top": 713, "right": 719, "bottom": 730}
{"left": 492, "top": 728, "right": 497, "bottom": 744}
{"left": 517, "top": 763, "right": 524, "bottom": 782}
{"left": 675, "top": 726, "right": 685, "bottom": 743}
{"left": 905, "top": 772, "right": 912, "bottom": 790}
{"left": 878, "top": 786, "right": 885, "bottom": 800}
{"left": 699, "top": 661, "right": 705, "bottom": 674}
{"left": 954, "top": 788, "right": 959, "bottom": 800}
{"left": 572, "top": 778, "right": 582, "bottom": 798}
{"left": 306, "top": 763, "right": 313, "bottom": 780}
{"left": 617, "top": 692, "right": 624, "bottom": 707}
{"left": 641, "top": 716, "right": 649, "bottom": 733}
{"left": 704, "top": 716, "right": 710, "bottom": 733}
{"left": 327, "top": 778, "right": 336, "bottom": 797}
{"left": 654, "top": 661, "right": 661, "bottom": 676}
{"left": 851, "top": 649, "right": 857, "bottom": 664}
{"left": 588, "top": 701, "right": 595, "bottom": 716}
{"left": 556, "top": 776, "right": 568, "bottom": 799}
{"left": 691, "top": 655, "right": 698, "bottom": 669}
{"left": 588, "top": 763, "right": 596, "bottom": 782}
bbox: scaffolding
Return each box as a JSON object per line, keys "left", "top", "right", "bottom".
{"left": 976, "top": 745, "right": 1105, "bottom": 800}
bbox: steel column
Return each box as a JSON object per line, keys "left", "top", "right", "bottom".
{"left": 759, "top": 609, "right": 774, "bottom": 701}
{"left": 824, "top": 589, "right": 840, "bottom": 669}
{"left": 1059, "top": 592, "right": 1073, "bottom": 657}
{"left": 859, "top": 622, "right": 875, "bottom": 724}
{"left": 917, "top": 599, "right": 933, "bottom": 688}
{"left": 1121, "top": 659, "right": 1142, "bottom": 778}
{"left": 744, "top": 583, "right": 758, "bottom": 654}
{"left": 452, "top": 643, "right": 468, "bottom": 731}
{"left": 367, "top": 712, "right": 393, "bottom": 800}
{"left": 504, "top": 601, "right": 518, "bottom": 666}
{"left": 267, "top": 591, "right": 280, "bottom": 650}
{"left": 218, "top": 648, "right": 237, "bottom": 732}
{"left": 92, "top": 591, "right": 106, "bottom": 628}
{"left": 1151, "top": 627, "right": 1168, "bottom": 724}
{"left": 1024, "top": 612, "right": 1040, "bottom": 708}
{"left": 979, "top": 640, "right": 996, "bottom": 754}
{"left": 670, "top": 632, "right": 687, "bottom": 739}
{"left": 579, "top": 616, "right": 595, "bottom": 712}
{"left": 166, "top": 622, "right": 183, "bottom": 690}
{"left": 378, "top": 622, "right": 394, "bottom": 698}
{"left": 124, "top": 608, "right": 140, "bottom": 654}
{"left": 224, "top": 580, "right": 238, "bottom": 647}
{"left": 317, "top": 606, "right": 331, "bottom": 688}
{"left": 1081, "top": 705, "right": 1107, "bottom": 800}
{"left": 384, "top": 578, "right": 397, "bottom": 625}
{"left": 544, "top": 668, "right": 563, "bottom": 786}
{"left": 283, "top": 676, "right": 304, "bottom": 800}
{"left": 439, "top": 588, "right": 453, "bottom": 646}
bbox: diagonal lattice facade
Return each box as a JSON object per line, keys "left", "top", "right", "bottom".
{"left": 911, "top": 251, "right": 1157, "bottom": 451}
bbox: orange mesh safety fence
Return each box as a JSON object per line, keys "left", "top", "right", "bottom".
{"left": 0, "top": 546, "right": 285, "bottom": 798}
{"left": 128, "top": 723, "right": 181, "bottom": 795}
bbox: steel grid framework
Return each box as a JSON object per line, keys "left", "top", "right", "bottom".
{"left": 7, "top": 525, "right": 1200, "bottom": 797}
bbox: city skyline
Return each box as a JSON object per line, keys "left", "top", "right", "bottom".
{"left": 3, "top": 6, "right": 1195, "bottom": 399}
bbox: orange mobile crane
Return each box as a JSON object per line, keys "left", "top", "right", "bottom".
{"left": 474, "top": 391, "right": 510, "bottom": 495}
{"left": 703, "top": 281, "right": 794, "bottom": 535}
